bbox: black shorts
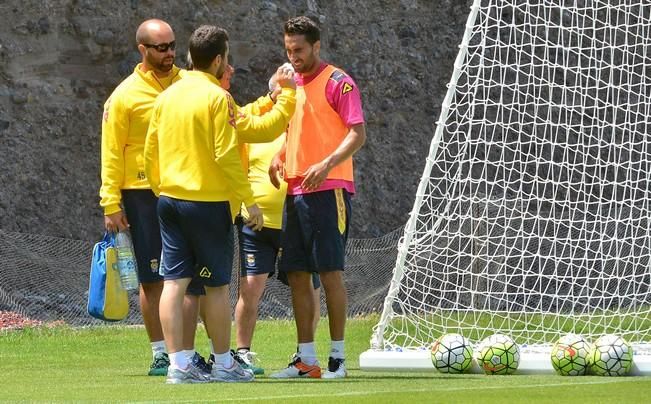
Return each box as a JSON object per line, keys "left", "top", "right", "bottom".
{"left": 278, "top": 189, "right": 351, "bottom": 274}
{"left": 158, "top": 196, "right": 234, "bottom": 288}
{"left": 121, "top": 189, "right": 163, "bottom": 284}
{"left": 237, "top": 216, "right": 282, "bottom": 277}
{"left": 237, "top": 216, "right": 320, "bottom": 288}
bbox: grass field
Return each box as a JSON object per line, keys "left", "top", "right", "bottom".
{"left": 1, "top": 316, "right": 650, "bottom": 403}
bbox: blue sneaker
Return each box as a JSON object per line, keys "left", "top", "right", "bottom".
{"left": 191, "top": 352, "right": 212, "bottom": 375}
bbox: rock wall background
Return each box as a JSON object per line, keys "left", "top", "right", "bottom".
{"left": 0, "top": 0, "right": 472, "bottom": 240}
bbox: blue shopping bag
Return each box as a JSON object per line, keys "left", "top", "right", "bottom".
{"left": 87, "top": 232, "right": 129, "bottom": 321}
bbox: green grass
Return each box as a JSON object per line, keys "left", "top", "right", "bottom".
{"left": 1, "top": 316, "right": 650, "bottom": 402}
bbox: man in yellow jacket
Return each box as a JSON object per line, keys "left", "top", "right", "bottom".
{"left": 177, "top": 58, "right": 300, "bottom": 376}
{"left": 99, "top": 19, "right": 181, "bottom": 376}
{"left": 144, "top": 25, "right": 296, "bottom": 384}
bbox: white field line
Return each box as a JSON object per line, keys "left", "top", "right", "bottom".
{"left": 131, "top": 377, "right": 645, "bottom": 403}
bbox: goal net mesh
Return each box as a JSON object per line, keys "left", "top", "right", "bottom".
{"left": 0, "top": 227, "right": 400, "bottom": 327}
{"left": 371, "top": 0, "right": 651, "bottom": 350}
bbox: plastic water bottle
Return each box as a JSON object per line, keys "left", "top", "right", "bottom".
{"left": 115, "top": 231, "right": 139, "bottom": 290}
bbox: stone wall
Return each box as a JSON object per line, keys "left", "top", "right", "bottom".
{"left": 0, "top": 0, "right": 472, "bottom": 240}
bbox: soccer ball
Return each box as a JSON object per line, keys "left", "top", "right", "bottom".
{"left": 590, "top": 334, "right": 633, "bottom": 376}
{"left": 430, "top": 333, "right": 473, "bottom": 373}
{"left": 550, "top": 334, "right": 592, "bottom": 376}
{"left": 476, "top": 334, "right": 520, "bottom": 375}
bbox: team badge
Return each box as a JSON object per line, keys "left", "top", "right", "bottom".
{"left": 341, "top": 82, "right": 354, "bottom": 95}
{"left": 246, "top": 253, "right": 256, "bottom": 267}
{"left": 150, "top": 258, "right": 159, "bottom": 273}
{"left": 199, "top": 266, "right": 212, "bottom": 278}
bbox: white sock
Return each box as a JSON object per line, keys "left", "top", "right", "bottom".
{"left": 182, "top": 349, "right": 195, "bottom": 361}
{"left": 298, "top": 342, "right": 317, "bottom": 365}
{"left": 169, "top": 351, "right": 190, "bottom": 370}
{"left": 212, "top": 351, "right": 233, "bottom": 368}
{"left": 151, "top": 340, "right": 166, "bottom": 358}
{"left": 330, "top": 340, "right": 345, "bottom": 359}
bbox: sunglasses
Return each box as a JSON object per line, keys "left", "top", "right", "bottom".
{"left": 142, "top": 41, "right": 176, "bottom": 52}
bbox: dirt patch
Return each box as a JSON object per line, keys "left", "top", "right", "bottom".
{"left": 0, "top": 311, "right": 43, "bottom": 330}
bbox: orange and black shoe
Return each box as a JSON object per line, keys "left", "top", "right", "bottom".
{"left": 269, "top": 354, "right": 321, "bottom": 379}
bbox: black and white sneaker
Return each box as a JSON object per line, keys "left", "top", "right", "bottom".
{"left": 322, "top": 357, "right": 347, "bottom": 379}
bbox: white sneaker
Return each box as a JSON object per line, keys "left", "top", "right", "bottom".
{"left": 322, "top": 357, "right": 347, "bottom": 379}
{"left": 210, "top": 360, "right": 255, "bottom": 383}
{"left": 166, "top": 363, "right": 211, "bottom": 384}
{"left": 270, "top": 354, "right": 321, "bottom": 379}
{"left": 233, "top": 350, "right": 264, "bottom": 375}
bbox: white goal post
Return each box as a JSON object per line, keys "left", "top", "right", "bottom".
{"left": 361, "top": 0, "right": 651, "bottom": 375}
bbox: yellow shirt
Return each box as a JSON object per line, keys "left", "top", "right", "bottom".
{"left": 235, "top": 95, "right": 289, "bottom": 229}
{"left": 99, "top": 64, "right": 183, "bottom": 215}
{"left": 243, "top": 135, "right": 288, "bottom": 229}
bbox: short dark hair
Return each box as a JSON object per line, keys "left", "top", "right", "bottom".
{"left": 189, "top": 25, "right": 229, "bottom": 70}
{"left": 284, "top": 16, "right": 320, "bottom": 44}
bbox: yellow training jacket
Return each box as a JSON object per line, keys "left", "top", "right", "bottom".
{"left": 99, "top": 64, "right": 183, "bottom": 215}
{"left": 144, "top": 71, "right": 295, "bottom": 208}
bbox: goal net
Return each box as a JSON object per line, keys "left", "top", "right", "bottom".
{"left": 0, "top": 227, "right": 400, "bottom": 328}
{"left": 364, "top": 0, "right": 651, "bottom": 371}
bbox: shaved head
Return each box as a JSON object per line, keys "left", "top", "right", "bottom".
{"left": 136, "top": 19, "right": 173, "bottom": 45}
{"left": 135, "top": 19, "right": 176, "bottom": 75}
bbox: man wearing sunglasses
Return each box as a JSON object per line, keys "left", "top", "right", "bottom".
{"left": 99, "top": 19, "right": 181, "bottom": 377}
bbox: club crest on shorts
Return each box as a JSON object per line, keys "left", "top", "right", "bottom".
{"left": 246, "top": 253, "right": 256, "bottom": 267}
{"left": 199, "top": 266, "right": 212, "bottom": 278}
{"left": 149, "top": 258, "right": 159, "bottom": 273}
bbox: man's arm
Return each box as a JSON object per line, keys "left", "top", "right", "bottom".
{"left": 213, "top": 94, "right": 264, "bottom": 230}
{"left": 100, "top": 95, "right": 130, "bottom": 232}
{"left": 143, "top": 102, "right": 161, "bottom": 197}
{"left": 268, "top": 140, "right": 287, "bottom": 189}
{"left": 235, "top": 69, "right": 296, "bottom": 144}
{"left": 300, "top": 123, "right": 366, "bottom": 191}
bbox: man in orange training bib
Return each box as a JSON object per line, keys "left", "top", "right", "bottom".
{"left": 269, "top": 16, "right": 366, "bottom": 380}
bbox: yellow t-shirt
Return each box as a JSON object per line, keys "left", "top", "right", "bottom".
{"left": 243, "top": 135, "right": 288, "bottom": 229}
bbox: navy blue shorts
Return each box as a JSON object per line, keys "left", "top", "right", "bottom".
{"left": 237, "top": 215, "right": 281, "bottom": 277}
{"left": 158, "top": 196, "right": 234, "bottom": 288}
{"left": 121, "top": 189, "right": 163, "bottom": 284}
{"left": 186, "top": 269, "right": 209, "bottom": 296}
{"left": 278, "top": 189, "right": 351, "bottom": 274}
{"left": 237, "top": 216, "right": 320, "bottom": 288}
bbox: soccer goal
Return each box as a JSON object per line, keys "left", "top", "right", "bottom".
{"left": 361, "top": 0, "right": 651, "bottom": 375}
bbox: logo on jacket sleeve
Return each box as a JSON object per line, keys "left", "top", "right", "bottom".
{"left": 226, "top": 95, "right": 236, "bottom": 128}
{"left": 103, "top": 99, "right": 111, "bottom": 122}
